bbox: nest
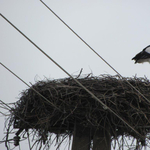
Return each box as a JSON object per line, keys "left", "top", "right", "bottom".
{"left": 5, "top": 75, "right": 150, "bottom": 149}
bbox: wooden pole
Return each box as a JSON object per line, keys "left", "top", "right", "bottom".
{"left": 72, "top": 123, "right": 91, "bottom": 150}
{"left": 93, "top": 129, "right": 111, "bottom": 150}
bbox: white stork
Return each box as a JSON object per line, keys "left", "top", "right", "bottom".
{"left": 132, "top": 45, "right": 150, "bottom": 63}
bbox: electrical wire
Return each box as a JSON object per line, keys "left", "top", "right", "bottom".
{"left": 0, "top": 62, "right": 61, "bottom": 112}
{"left": 0, "top": 14, "right": 144, "bottom": 139}
{"left": 39, "top": 0, "right": 150, "bottom": 105}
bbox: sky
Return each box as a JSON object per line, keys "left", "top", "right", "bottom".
{"left": 1, "top": 0, "right": 150, "bottom": 149}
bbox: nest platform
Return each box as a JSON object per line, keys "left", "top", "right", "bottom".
{"left": 6, "top": 75, "right": 150, "bottom": 149}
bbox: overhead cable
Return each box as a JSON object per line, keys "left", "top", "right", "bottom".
{"left": 0, "top": 62, "right": 61, "bottom": 111}
{"left": 39, "top": 1, "right": 150, "bottom": 105}
{"left": 0, "top": 14, "right": 143, "bottom": 138}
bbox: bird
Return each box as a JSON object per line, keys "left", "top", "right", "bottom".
{"left": 132, "top": 45, "right": 150, "bottom": 64}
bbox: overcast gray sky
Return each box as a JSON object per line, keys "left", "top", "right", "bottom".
{"left": 1, "top": 0, "right": 150, "bottom": 149}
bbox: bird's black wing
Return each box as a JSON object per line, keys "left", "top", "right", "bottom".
{"left": 140, "top": 51, "right": 150, "bottom": 59}
{"left": 132, "top": 51, "right": 150, "bottom": 60}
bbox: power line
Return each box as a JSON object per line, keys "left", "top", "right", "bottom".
{"left": 39, "top": 0, "right": 150, "bottom": 105}
{"left": 0, "top": 62, "right": 62, "bottom": 147}
{"left": 0, "top": 14, "right": 143, "bottom": 138}
{"left": 0, "top": 62, "right": 61, "bottom": 111}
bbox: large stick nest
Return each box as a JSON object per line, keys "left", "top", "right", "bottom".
{"left": 8, "top": 75, "right": 150, "bottom": 148}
